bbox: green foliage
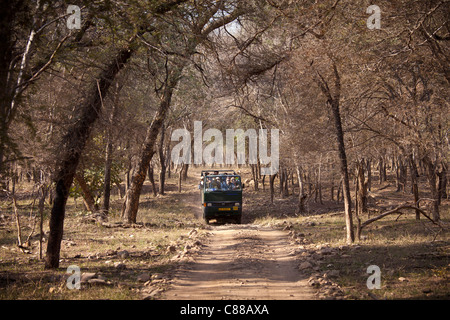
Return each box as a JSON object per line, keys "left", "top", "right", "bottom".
{"left": 70, "top": 133, "right": 126, "bottom": 202}
{"left": 70, "top": 159, "right": 124, "bottom": 202}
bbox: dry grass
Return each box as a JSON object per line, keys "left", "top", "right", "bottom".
{"left": 0, "top": 175, "right": 204, "bottom": 300}
{"left": 249, "top": 175, "right": 449, "bottom": 300}
{"left": 0, "top": 167, "right": 449, "bottom": 300}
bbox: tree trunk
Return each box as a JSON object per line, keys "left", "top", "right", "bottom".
{"left": 74, "top": 172, "right": 98, "bottom": 212}
{"left": 182, "top": 163, "right": 189, "bottom": 181}
{"left": 0, "top": 2, "right": 15, "bottom": 175}
{"left": 38, "top": 184, "right": 48, "bottom": 260}
{"left": 336, "top": 178, "right": 342, "bottom": 203}
{"left": 125, "top": 161, "right": 132, "bottom": 192}
{"left": 167, "top": 157, "right": 172, "bottom": 179}
{"left": 366, "top": 159, "right": 372, "bottom": 191}
{"left": 316, "top": 161, "right": 323, "bottom": 204}
{"left": 284, "top": 168, "right": 289, "bottom": 198}
{"left": 316, "top": 62, "right": 355, "bottom": 244}
{"left": 396, "top": 157, "right": 407, "bottom": 192}
{"left": 115, "top": 181, "right": 124, "bottom": 198}
{"left": 355, "top": 160, "right": 367, "bottom": 238}
{"left": 357, "top": 160, "right": 368, "bottom": 214}
{"left": 279, "top": 167, "right": 285, "bottom": 197}
{"left": 0, "top": 2, "right": 29, "bottom": 175}
{"left": 437, "top": 162, "right": 447, "bottom": 204}
{"left": 0, "top": 126, "right": 6, "bottom": 177}
{"left": 12, "top": 195, "right": 22, "bottom": 248}
{"left": 409, "top": 155, "right": 420, "bottom": 220}
{"left": 296, "top": 165, "right": 307, "bottom": 214}
{"left": 45, "top": 46, "right": 133, "bottom": 269}
{"left": 251, "top": 164, "right": 259, "bottom": 191}
{"left": 158, "top": 124, "right": 167, "bottom": 195}
{"left": 178, "top": 165, "right": 183, "bottom": 193}
{"left": 422, "top": 155, "right": 440, "bottom": 222}
{"left": 123, "top": 74, "right": 179, "bottom": 224}
{"left": 102, "top": 139, "right": 113, "bottom": 213}
{"left": 330, "top": 99, "right": 354, "bottom": 243}
{"left": 102, "top": 84, "right": 120, "bottom": 213}
{"left": 147, "top": 164, "right": 157, "bottom": 197}
{"left": 378, "top": 156, "right": 387, "bottom": 183}
{"left": 269, "top": 174, "right": 276, "bottom": 205}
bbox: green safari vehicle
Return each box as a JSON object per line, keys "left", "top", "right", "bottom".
{"left": 199, "top": 170, "right": 243, "bottom": 224}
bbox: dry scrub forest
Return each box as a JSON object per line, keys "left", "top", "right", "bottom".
{"left": 0, "top": 0, "right": 449, "bottom": 301}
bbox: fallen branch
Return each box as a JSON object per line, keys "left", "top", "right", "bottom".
{"left": 357, "top": 203, "right": 444, "bottom": 240}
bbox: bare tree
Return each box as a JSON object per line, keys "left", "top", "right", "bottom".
{"left": 123, "top": 0, "right": 246, "bottom": 224}
{"left": 313, "top": 60, "right": 354, "bottom": 243}
{"left": 45, "top": 46, "right": 134, "bottom": 269}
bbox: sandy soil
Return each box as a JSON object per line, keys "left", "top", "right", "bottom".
{"left": 163, "top": 224, "right": 315, "bottom": 300}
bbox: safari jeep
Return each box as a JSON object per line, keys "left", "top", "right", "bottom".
{"left": 199, "top": 170, "right": 243, "bottom": 224}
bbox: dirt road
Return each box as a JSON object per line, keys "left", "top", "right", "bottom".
{"left": 163, "top": 224, "right": 315, "bottom": 300}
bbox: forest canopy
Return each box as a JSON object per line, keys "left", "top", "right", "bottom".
{"left": 0, "top": 0, "right": 448, "bottom": 270}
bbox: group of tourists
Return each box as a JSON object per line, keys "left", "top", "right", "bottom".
{"left": 199, "top": 171, "right": 242, "bottom": 191}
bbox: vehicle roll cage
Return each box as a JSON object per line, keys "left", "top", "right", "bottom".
{"left": 201, "top": 169, "right": 237, "bottom": 176}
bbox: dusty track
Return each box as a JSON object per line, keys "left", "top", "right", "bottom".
{"left": 163, "top": 224, "right": 315, "bottom": 300}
